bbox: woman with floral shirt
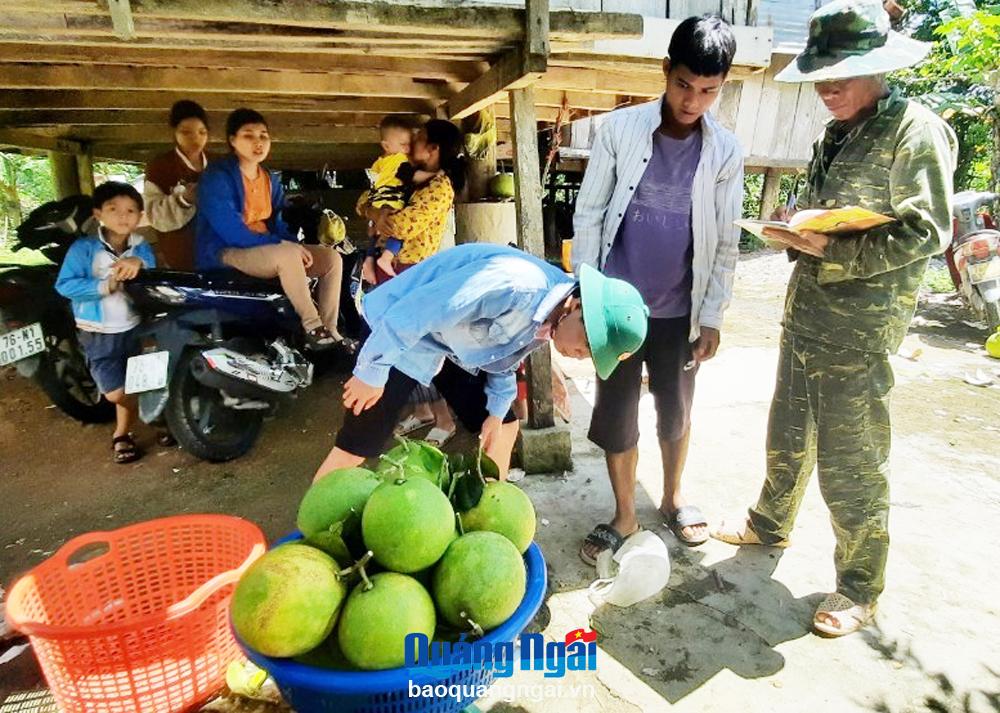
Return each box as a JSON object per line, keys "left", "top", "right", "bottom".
{"left": 359, "top": 119, "right": 466, "bottom": 446}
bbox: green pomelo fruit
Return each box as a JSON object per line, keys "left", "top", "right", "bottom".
{"left": 459, "top": 481, "right": 536, "bottom": 553}
{"left": 297, "top": 468, "right": 381, "bottom": 558}
{"left": 337, "top": 572, "right": 436, "bottom": 670}
{"left": 374, "top": 440, "right": 448, "bottom": 488}
{"left": 432, "top": 531, "right": 526, "bottom": 631}
{"left": 231, "top": 544, "right": 347, "bottom": 658}
{"left": 362, "top": 478, "right": 456, "bottom": 572}
{"left": 489, "top": 173, "right": 516, "bottom": 198}
{"left": 987, "top": 330, "right": 1000, "bottom": 359}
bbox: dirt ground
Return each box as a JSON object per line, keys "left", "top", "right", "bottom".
{"left": 1, "top": 251, "right": 999, "bottom": 713}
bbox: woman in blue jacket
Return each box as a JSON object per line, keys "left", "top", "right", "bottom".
{"left": 196, "top": 108, "right": 352, "bottom": 352}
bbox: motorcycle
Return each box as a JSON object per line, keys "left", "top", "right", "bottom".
{"left": 946, "top": 191, "right": 1000, "bottom": 330}
{"left": 124, "top": 230, "right": 361, "bottom": 463}
{"left": 0, "top": 196, "right": 114, "bottom": 423}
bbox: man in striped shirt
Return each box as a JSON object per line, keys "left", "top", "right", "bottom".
{"left": 574, "top": 16, "right": 744, "bottom": 563}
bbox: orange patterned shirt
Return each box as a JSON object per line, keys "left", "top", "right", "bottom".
{"left": 384, "top": 174, "right": 454, "bottom": 264}
{"left": 242, "top": 168, "right": 272, "bottom": 234}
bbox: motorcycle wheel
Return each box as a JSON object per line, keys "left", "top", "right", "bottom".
{"left": 164, "top": 349, "right": 263, "bottom": 462}
{"left": 34, "top": 335, "right": 115, "bottom": 424}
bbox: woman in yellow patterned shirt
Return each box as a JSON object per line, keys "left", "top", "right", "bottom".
{"left": 363, "top": 120, "right": 465, "bottom": 279}
{"left": 361, "top": 119, "right": 467, "bottom": 445}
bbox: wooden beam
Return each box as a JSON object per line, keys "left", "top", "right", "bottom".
{"left": 526, "top": 0, "right": 550, "bottom": 58}
{"left": 0, "top": 5, "right": 642, "bottom": 47}
{"left": 0, "top": 90, "right": 437, "bottom": 115}
{"left": 446, "top": 47, "right": 546, "bottom": 121}
{"left": 0, "top": 109, "right": 421, "bottom": 129}
{"left": 88, "top": 141, "right": 381, "bottom": 170}
{"left": 107, "top": 0, "right": 136, "bottom": 40}
{"left": 0, "top": 130, "right": 84, "bottom": 154}
{"left": 0, "top": 63, "right": 451, "bottom": 100}
{"left": 508, "top": 84, "right": 553, "bottom": 430}
{"left": 538, "top": 67, "right": 666, "bottom": 97}
{"left": 585, "top": 17, "right": 773, "bottom": 69}
{"left": 533, "top": 90, "right": 620, "bottom": 111}
{"left": 0, "top": 42, "right": 488, "bottom": 81}
{"left": 32, "top": 124, "right": 381, "bottom": 144}
{"left": 77, "top": 3, "right": 641, "bottom": 43}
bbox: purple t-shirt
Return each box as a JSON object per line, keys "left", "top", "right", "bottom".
{"left": 604, "top": 128, "right": 702, "bottom": 319}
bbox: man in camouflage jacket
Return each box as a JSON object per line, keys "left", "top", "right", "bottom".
{"left": 713, "top": 0, "right": 957, "bottom": 637}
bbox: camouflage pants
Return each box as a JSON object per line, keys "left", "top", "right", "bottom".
{"left": 749, "top": 331, "right": 894, "bottom": 604}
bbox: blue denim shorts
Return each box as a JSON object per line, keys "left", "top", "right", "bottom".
{"left": 77, "top": 328, "right": 141, "bottom": 394}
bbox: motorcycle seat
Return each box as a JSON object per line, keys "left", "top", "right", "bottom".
{"left": 139, "top": 268, "right": 282, "bottom": 294}
{"left": 198, "top": 270, "right": 283, "bottom": 294}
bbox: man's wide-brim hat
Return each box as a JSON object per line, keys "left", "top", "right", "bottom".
{"left": 775, "top": 0, "right": 932, "bottom": 83}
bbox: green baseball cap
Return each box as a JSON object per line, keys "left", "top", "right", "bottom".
{"left": 775, "top": 0, "right": 930, "bottom": 83}
{"left": 579, "top": 264, "right": 649, "bottom": 380}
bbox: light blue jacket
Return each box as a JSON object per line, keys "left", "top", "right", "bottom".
{"left": 356, "top": 244, "right": 574, "bottom": 418}
{"left": 55, "top": 231, "right": 156, "bottom": 333}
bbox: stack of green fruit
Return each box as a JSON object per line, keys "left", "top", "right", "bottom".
{"left": 230, "top": 439, "right": 537, "bottom": 671}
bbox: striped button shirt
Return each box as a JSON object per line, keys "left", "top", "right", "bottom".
{"left": 572, "top": 97, "right": 744, "bottom": 342}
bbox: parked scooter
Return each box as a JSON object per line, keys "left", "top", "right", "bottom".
{"left": 124, "top": 231, "right": 360, "bottom": 463}
{"left": 0, "top": 196, "right": 114, "bottom": 423}
{"left": 947, "top": 191, "right": 1000, "bottom": 330}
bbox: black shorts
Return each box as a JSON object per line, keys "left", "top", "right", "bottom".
{"left": 335, "top": 359, "right": 518, "bottom": 458}
{"left": 588, "top": 316, "right": 697, "bottom": 452}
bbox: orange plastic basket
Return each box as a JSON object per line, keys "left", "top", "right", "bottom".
{"left": 5, "top": 514, "right": 266, "bottom": 713}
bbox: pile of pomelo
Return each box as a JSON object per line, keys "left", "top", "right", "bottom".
{"left": 231, "top": 439, "right": 536, "bottom": 671}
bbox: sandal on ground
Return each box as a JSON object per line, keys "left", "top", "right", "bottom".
{"left": 711, "top": 517, "right": 791, "bottom": 548}
{"left": 663, "top": 505, "right": 710, "bottom": 547}
{"left": 579, "top": 524, "right": 636, "bottom": 566}
{"left": 336, "top": 336, "right": 359, "bottom": 357}
{"left": 304, "top": 326, "right": 338, "bottom": 351}
{"left": 813, "top": 592, "right": 876, "bottom": 637}
{"left": 156, "top": 430, "right": 176, "bottom": 447}
{"left": 425, "top": 426, "right": 456, "bottom": 448}
{"left": 112, "top": 433, "right": 141, "bottom": 465}
{"left": 394, "top": 415, "right": 434, "bottom": 437}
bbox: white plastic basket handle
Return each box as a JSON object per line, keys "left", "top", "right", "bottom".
{"left": 166, "top": 543, "right": 265, "bottom": 620}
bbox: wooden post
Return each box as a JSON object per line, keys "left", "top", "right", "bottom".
{"left": 509, "top": 85, "right": 553, "bottom": 430}
{"left": 108, "top": 0, "right": 137, "bottom": 41}
{"left": 48, "top": 151, "right": 80, "bottom": 199}
{"left": 76, "top": 145, "right": 95, "bottom": 195}
{"left": 759, "top": 167, "right": 781, "bottom": 220}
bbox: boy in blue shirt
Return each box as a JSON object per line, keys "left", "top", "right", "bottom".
{"left": 56, "top": 182, "right": 156, "bottom": 464}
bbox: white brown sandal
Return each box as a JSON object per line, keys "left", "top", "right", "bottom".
{"left": 710, "top": 517, "right": 791, "bottom": 548}
{"left": 813, "top": 592, "right": 876, "bottom": 637}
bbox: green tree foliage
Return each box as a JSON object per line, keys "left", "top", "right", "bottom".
{"left": 892, "top": 0, "right": 999, "bottom": 190}
{"left": 0, "top": 153, "right": 142, "bottom": 246}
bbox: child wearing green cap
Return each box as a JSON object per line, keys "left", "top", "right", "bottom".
{"left": 312, "top": 243, "right": 648, "bottom": 482}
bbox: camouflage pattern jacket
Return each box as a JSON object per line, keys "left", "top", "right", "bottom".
{"left": 784, "top": 89, "right": 957, "bottom": 354}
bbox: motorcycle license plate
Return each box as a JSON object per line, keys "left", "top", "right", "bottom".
{"left": 125, "top": 351, "right": 169, "bottom": 394}
{"left": 0, "top": 322, "right": 45, "bottom": 367}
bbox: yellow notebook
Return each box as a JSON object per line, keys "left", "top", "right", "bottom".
{"left": 736, "top": 207, "right": 896, "bottom": 249}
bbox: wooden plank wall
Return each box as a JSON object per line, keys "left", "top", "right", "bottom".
{"left": 566, "top": 54, "right": 828, "bottom": 170}
{"left": 403, "top": 0, "right": 754, "bottom": 23}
